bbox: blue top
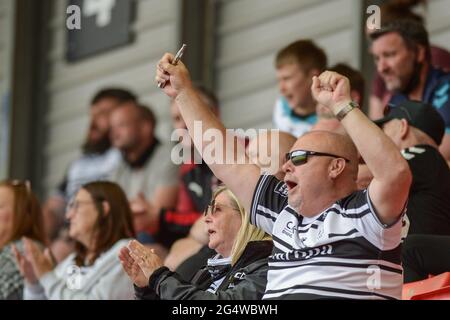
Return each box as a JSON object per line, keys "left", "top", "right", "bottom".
{"left": 390, "top": 67, "right": 450, "bottom": 134}
{"left": 273, "top": 96, "right": 317, "bottom": 137}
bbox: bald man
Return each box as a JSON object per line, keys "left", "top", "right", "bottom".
{"left": 153, "top": 56, "right": 411, "bottom": 299}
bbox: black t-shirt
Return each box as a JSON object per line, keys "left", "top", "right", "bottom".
{"left": 404, "top": 144, "right": 450, "bottom": 235}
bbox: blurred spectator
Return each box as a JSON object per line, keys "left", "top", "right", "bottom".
{"left": 368, "top": 0, "right": 450, "bottom": 119}
{"left": 15, "top": 182, "right": 135, "bottom": 300}
{"left": 312, "top": 63, "right": 365, "bottom": 134}
{"left": 273, "top": 40, "right": 327, "bottom": 137}
{"left": 0, "top": 180, "right": 45, "bottom": 300}
{"left": 358, "top": 101, "right": 450, "bottom": 235}
{"left": 43, "top": 88, "right": 136, "bottom": 242}
{"left": 247, "top": 130, "right": 297, "bottom": 179}
{"left": 370, "top": 20, "right": 450, "bottom": 161}
{"left": 153, "top": 85, "right": 219, "bottom": 250}
{"left": 109, "top": 102, "right": 178, "bottom": 237}
{"left": 120, "top": 186, "right": 272, "bottom": 300}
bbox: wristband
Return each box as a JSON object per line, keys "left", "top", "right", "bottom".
{"left": 335, "top": 101, "right": 359, "bottom": 121}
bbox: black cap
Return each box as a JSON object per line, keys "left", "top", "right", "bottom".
{"left": 374, "top": 100, "right": 445, "bottom": 145}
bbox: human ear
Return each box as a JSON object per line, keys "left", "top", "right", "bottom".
{"left": 399, "top": 119, "right": 409, "bottom": 140}
{"left": 329, "top": 158, "right": 346, "bottom": 179}
{"left": 416, "top": 45, "right": 426, "bottom": 63}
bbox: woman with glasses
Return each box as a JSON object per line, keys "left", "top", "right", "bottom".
{"left": 0, "top": 180, "right": 46, "bottom": 300}
{"left": 119, "top": 186, "right": 272, "bottom": 300}
{"left": 14, "top": 181, "right": 135, "bottom": 299}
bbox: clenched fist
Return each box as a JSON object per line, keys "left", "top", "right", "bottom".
{"left": 311, "top": 71, "right": 352, "bottom": 114}
{"left": 155, "top": 53, "right": 194, "bottom": 99}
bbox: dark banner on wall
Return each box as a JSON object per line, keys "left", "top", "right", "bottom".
{"left": 66, "top": 0, "right": 134, "bottom": 62}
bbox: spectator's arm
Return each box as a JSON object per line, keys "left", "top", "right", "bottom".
{"left": 156, "top": 54, "right": 260, "bottom": 213}
{"left": 312, "top": 71, "right": 412, "bottom": 226}
{"left": 356, "top": 164, "right": 373, "bottom": 190}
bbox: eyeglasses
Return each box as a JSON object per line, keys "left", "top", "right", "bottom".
{"left": 285, "top": 150, "right": 350, "bottom": 166}
{"left": 203, "top": 199, "right": 238, "bottom": 217}
{"left": 66, "top": 199, "right": 96, "bottom": 212}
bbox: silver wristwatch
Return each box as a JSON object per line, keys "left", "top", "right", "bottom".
{"left": 335, "top": 101, "right": 359, "bottom": 121}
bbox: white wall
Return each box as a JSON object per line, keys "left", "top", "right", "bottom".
{"left": 0, "top": 0, "right": 14, "bottom": 179}
{"left": 41, "top": 0, "right": 181, "bottom": 197}
{"left": 215, "top": 0, "right": 363, "bottom": 130}
{"left": 427, "top": 0, "right": 450, "bottom": 51}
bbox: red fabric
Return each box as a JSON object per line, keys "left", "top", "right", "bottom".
{"left": 176, "top": 163, "right": 198, "bottom": 213}
{"left": 164, "top": 210, "right": 201, "bottom": 226}
{"left": 162, "top": 163, "right": 203, "bottom": 226}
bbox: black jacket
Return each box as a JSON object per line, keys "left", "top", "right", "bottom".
{"left": 135, "top": 240, "right": 272, "bottom": 300}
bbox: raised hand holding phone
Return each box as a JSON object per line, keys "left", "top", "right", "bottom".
{"left": 157, "top": 44, "right": 187, "bottom": 89}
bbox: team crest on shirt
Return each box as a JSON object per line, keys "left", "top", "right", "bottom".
{"left": 282, "top": 221, "right": 295, "bottom": 238}
{"left": 274, "top": 181, "right": 288, "bottom": 197}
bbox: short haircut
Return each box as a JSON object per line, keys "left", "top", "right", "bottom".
{"left": 138, "top": 104, "right": 157, "bottom": 129}
{"left": 329, "top": 63, "right": 365, "bottom": 104}
{"left": 91, "top": 88, "right": 137, "bottom": 106}
{"left": 379, "top": 0, "right": 426, "bottom": 25}
{"left": 275, "top": 39, "right": 327, "bottom": 72}
{"left": 370, "top": 20, "right": 431, "bottom": 62}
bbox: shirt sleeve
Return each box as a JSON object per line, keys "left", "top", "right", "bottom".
{"left": 340, "top": 189, "right": 406, "bottom": 251}
{"left": 250, "top": 174, "right": 288, "bottom": 235}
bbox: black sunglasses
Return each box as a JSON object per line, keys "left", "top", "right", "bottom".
{"left": 285, "top": 150, "right": 350, "bottom": 166}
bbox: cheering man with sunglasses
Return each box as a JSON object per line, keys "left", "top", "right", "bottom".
{"left": 155, "top": 54, "right": 412, "bottom": 300}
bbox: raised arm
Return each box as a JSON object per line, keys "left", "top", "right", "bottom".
{"left": 155, "top": 54, "right": 261, "bottom": 212}
{"left": 312, "top": 71, "right": 412, "bottom": 225}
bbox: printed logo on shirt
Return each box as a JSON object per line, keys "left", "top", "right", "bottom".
{"left": 401, "top": 147, "right": 426, "bottom": 160}
{"left": 274, "top": 181, "right": 288, "bottom": 197}
{"left": 233, "top": 272, "right": 247, "bottom": 280}
{"left": 433, "top": 82, "right": 449, "bottom": 109}
{"left": 188, "top": 182, "right": 203, "bottom": 197}
{"left": 282, "top": 221, "right": 295, "bottom": 238}
{"left": 271, "top": 245, "right": 333, "bottom": 261}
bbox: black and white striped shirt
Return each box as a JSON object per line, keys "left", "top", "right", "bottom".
{"left": 250, "top": 175, "right": 406, "bottom": 300}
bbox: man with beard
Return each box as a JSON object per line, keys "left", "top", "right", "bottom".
{"left": 109, "top": 102, "right": 178, "bottom": 242}
{"left": 370, "top": 20, "right": 450, "bottom": 162}
{"left": 44, "top": 88, "right": 136, "bottom": 260}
